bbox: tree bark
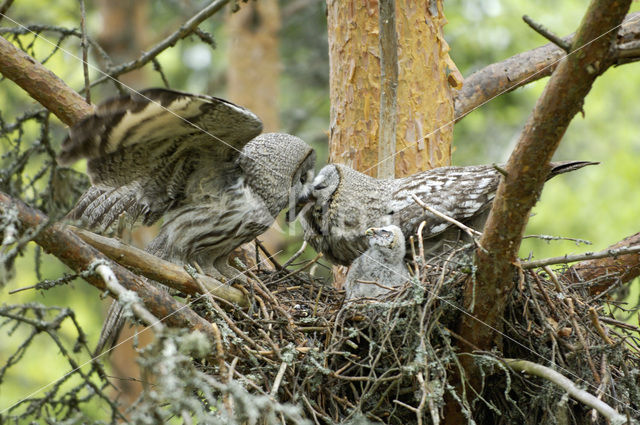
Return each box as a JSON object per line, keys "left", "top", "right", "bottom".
{"left": 0, "top": 36, "right": 93, "bottom": 125}
{"left": 453, "top": 12, "right": 640, "bottom": 121}
{"left": 0, "top": 192, "right": 217, "bottom": 342}
{"left": 326, "top": 0, "right": 458, "bottom": 178}
{"left": 565, "top": 231, "right": 640, "bottom": 294}
{"left": 445, "top": 1, "right": 634, "bottom": 423}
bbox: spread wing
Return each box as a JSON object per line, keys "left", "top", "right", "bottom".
{"left": 58, "top": 88, "right": 263, "bottom": 231}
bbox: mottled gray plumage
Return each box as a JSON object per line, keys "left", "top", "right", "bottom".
{"left": 345, "top": 225, "right": 410, "bottom": 300}
{"left": 60, "top": 88, "right": 315, "bottom": 352}
{"left": 297, "top": 161, "right": 596, "bottom": 266}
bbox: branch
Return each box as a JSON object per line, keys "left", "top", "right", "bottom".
{"left": 563, "top": 231, "right": 640, "bottom": 295}
{"left": 0, "top": 191, "right": 217, "bottom": 342}
{"left": 504, "top": 359, "right": 629, "bottom": 425}
{"left": 94, "top": 262, "right": 163, "bottom": 329}
{"left": 0, "top": 35, "right": 92, "bottom": 125}
{"left": 90, "top": 0, "right": 230, "bottom": 88}
{"left": 468, "top": 0, "right": 632, "bottom": 351}
{"left": 522, "top": 242, "right": 640, "bottom": 270}
{"left": 453, "top": 12, "right": 640, "bottom": 120}
{"left": 71, "top": 226, "right": 248, "bottom": 307}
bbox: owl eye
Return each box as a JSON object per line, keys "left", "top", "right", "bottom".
{"left": 314, "top": 182, "right": 328, "bottom": 190}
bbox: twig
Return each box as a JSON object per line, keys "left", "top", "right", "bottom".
{"left": 504, "top": 359, "right": 627, "bottom": 424}
{"left": 269, "top": 253, "right": 323, "bottom": 285}
{"left": 94, "top": 262, "right": 163, "bottom": 330}
{"left": 90, "top": 0, "right": 230, "bottom": 88}
{"left": 281, "top": 240, "right": 307, "bottom": 269}
{"left": 410, "top": 194, "right": 482, "bottom": 239}
{"left": 0, "top": 0, "right": 15, "bottom": 24}
{"left": 543, "top": 265, "right": 563, "bottom": 292}
{"left": 588, "top": 308, "right": 614, "bottom": 346}
{"left": 78, "top": 0, "right": 90, "bottom": 104}
{"left": 522, "top": 15, "right": 572, "bottom": 53}
{"left": 522, "top": 245, "right": 640, "bottom": 269}
{"left": 566, "top": 298, "right": 600, "bottom": 383}
{"left": 255, "top": 239, "right": 283, "bottom": 271}
{"left": 270, "top": 362, "right": 287, "bottom": 396}
{"left": 523, "top": 234, "right": 592, "bottom": 245}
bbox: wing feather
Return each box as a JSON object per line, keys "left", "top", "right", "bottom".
{"left": 61, "top": 88, "right": 263, "bottom": 230}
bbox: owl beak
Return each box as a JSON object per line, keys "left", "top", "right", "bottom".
{"left": 285, "top": 189, "right": 314, "bottom": 222}
{"left": 365, "top": 228, "right": 376, "bottom": 237}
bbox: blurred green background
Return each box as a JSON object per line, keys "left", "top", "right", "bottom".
{"left": 1, "top": 0, "right": 639, "bottom": 420}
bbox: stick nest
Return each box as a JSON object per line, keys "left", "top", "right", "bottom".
{"left": 182, "top": 244, "right": 640, "bottom": 425}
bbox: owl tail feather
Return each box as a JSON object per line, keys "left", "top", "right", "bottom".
{"left": 93, "top": 301, "right": 126, "bottom": 357}
{"left": 547, "top": 161, "right": 599, "bottom": 179}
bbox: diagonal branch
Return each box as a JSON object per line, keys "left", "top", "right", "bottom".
{"left": 468, "top": 0, "right": 632, "bottom": 351}
{"left": 444, "top": 3, "right": 634, "bottom": 424}
{"left": 72, "top": 226, "right": 248, "bottom": 307}
{"left": 453, "top": 12, "right": 640, "bottom": 120}
{"left": 90, "top": 0, "right": 230, "bottom": 88}
{"left": 0, "top": 35, "right": 92, "bottom": 125}
{"left": 0, "top": 191, "right": 218, "bottom": 342}
{"left": 564, "top": 231, "right": 640, "bottom": 294}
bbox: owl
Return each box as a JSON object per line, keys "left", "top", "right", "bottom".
{"left": 294, "top": 161, "right": 595, "bottom": 266}
{"left": 344, "top": 225, "right": 410, "bottom": 300}
{"left": 59, "top": 88, "right": 316, "bottom": 350}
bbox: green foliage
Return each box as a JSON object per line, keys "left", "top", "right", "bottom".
{"left": 1, "top": 0, "right": 639, "bottom": 422}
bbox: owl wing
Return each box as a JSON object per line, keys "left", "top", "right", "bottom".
{"left": 390, "top": 165, "right": 500, "bottom": 239}
{"left": 59, "top": 88, "right": 263, "bottom": 231}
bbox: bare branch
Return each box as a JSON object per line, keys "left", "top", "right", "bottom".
{"left": 0, "top": 191, "right": 217, "bottom": 342}
{"left": 522, "top": 244, "right": 640, "bottom": 269}
{"left": 564, "top": 231, "right": 640, "bottom": 294}
{"left": 454, "top": 12, "right": 640, "bottom": 120}
{"left": 0, "top": 35, "right": 92, "bottom": 125}
{"left": 0, "top": 0, "right": 15, "bottom": 24}
{"left": 90, "top": 0, "right": 231, "bottom": 88}
{"left": 468, "top": 0, "right": 632, "bottom": 352}
{"left": 94, "top": 262, "right": 163, "bottom": 329}
{"left": 78, "top": 0, "right": 91, "bottom": 104}
{"left": 504, "top": 359, "right": 628, "bottom": 425}
{"left": 410, "top": 194, "right": 482, "bottom": 239}
{"left": 522, "top": 15, "right": 572, "bottom": 53}
{"left": 71, "top": 226, "right": 248, "bottom": 307}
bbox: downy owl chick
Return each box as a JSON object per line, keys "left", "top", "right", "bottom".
{"left": 295, "top": 161, "right": 595, "bottom": 266}
{"left": 60, "top": 88, "right": 316, "bottom": 351}
{"left": 345, "top": 225, "right": 410, "bottom": 300}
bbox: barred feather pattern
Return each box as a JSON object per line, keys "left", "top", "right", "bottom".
{"left": 60, "top": 88, "right": 316, "bottom": 352}
{"left": 299, "top": 161, "right": 597, "bottom": 266}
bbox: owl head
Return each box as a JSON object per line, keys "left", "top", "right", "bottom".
{"left": 287, "top": 164, "right": 340, "bottom": 222}
{"left": 365, "top": 225, "right": 405, "bottom": 253}
{"left": 238, "top": 133, "right": 316, "bottom": 217}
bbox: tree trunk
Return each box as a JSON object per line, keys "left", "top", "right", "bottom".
{"left": 325, "top": 0, "right": 460, "bottom": 284}
{"left": 226, "top": 0, "right": 284, "bottom": 263}
{"left": 326, "top": 0, "right": 459, "bottom": 178}
{"left": 227, "top": 0, "right": 281, "bottom": 132}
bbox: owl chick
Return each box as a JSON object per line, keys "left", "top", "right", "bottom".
{"left": 60, "top": 88, "right": 315, "bottom": 350}
{"left": 345, "top": 225, "right": 410, "bottom": 300}
{"left": 294, "top": 161, "right": 595, "bottom": 266}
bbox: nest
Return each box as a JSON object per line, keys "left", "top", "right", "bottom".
{"left": 178, "top": 244, "right": 640, "bottom": 425}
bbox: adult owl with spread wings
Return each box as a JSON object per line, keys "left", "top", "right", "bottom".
{"left": 60, "top": 88, "right": 316, "bottom": 350}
